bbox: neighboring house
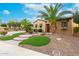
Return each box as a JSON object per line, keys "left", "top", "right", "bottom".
{"left": 33, "top": 17, "right": 78, "bottom": 35}
{"left": 0, "top": 27, "right": 5, "bottom": 31}
{"left": 0, "top": 27, "right": 5, "bottom": 32}
{"left": 0, "top": 25, "right": 9, "bottom": 32}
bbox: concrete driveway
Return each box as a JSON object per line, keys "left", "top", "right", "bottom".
{"left": 0, "top": 41, "right": 48, "bottom": 56}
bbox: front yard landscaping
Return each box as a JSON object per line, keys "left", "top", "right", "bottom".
{"left": 19, "top": 35, "right": 50, "bottom": 46}
{"left": 0, "top": 33, "right": 23, "bottom": 41}
{"left": 19, "top": 34, "right": 79, "bottom": 56}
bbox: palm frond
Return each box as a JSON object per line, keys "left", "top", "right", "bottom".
{"left": 73, "top": 10, "right": 79, "bottom": 24}
{"left": 38, "top": 3, "right": 72, "bottom": 25}
{"left": 44, "top": 5, "right": 50, "bottom": 13}
{"left": 38, "top": 11, "right": 50, "bottom": 19}
{"left": 50, "top": 4, "right": 63, "bottom": 20}
{"left": 57, "top": 11, "right": 73, "bottom": 18}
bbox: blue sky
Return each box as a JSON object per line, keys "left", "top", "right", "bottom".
{"left": 0, "top": 3, "right": 78, "bottom": 23}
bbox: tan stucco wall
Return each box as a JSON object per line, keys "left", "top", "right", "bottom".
{"left": 71, "top": 19, "right": 79, "bottom": 34}
{"left": 33, "top": 20, "right": 46, "bottom": 32}
{"left": 72, "top": 19, "right": 79, "bottom": 27}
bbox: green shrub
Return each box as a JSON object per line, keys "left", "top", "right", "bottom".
{"left": 4, "top": 28, "right": 8, "bottom": 30}
{"left": 38, "top": 29, "right": 43, "bottom": 32}
{"left": 0, "top": 31, "right": 7, "bottom": 35}
{"left": 34, "top": 29, "right": 38, "bottom": 32}
{"left": 28, "top": 30, "right": 33, "bottom": 34}
{"left": 1, "top": 24, "right": 7, "bottom": 27}
{"left": 73, "top": 27, "right": 79, "bottom": 33}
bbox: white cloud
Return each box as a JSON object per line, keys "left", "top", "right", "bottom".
{"left": 24, "top": 4, "right": 44, "bottom": 11}
{"left": 74, "top": 4, "right": 79, "bottom": 8}
{"left": 73, "top": 4, "right": 79, "bottom": 11}
{"left": 24, "top": 10, "right": 34, "bottom": 15}
{"left": 69, "top": 4, "right": 79, "bottom": 13}
{"left": 23, "top": 4, "right": 51, "bottom": 11}
{"left": 3, "top": 10, "right": 10, "bottom": 15}
{"left": 27, "top": 17, "right": 42, "bottom": 23}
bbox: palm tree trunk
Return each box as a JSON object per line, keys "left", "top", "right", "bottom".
{"left": 50, "top": 23, "right": 57, "bottom": 34}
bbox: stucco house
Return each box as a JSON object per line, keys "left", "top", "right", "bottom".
{"left": 0, "top": 27, "right": 5, "bottom": 31}
{"left": 33, "top": 17, "right": 79, "bottom": 35}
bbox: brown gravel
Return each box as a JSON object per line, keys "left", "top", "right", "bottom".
{"left": 20, "top": 34, "right": 79, "bottom": 56}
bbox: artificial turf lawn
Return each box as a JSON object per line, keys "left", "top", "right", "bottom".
{"left": 19, "top": 35, "right": 50, "bottom": 46}
{"left": 0, "top": 33, "right": 23, "bottom": 41}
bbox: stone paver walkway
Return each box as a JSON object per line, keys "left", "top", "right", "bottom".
{"left": 0, "top": 41, "right": 48, "bottom": 56}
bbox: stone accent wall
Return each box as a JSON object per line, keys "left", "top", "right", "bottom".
{"left": 56, "top": 19, "right": 72, "bottom": 35}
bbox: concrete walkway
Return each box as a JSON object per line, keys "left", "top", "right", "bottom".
{"left": 4, "top": 34, "right": 33, "bottom": 45}
{"left": 4, "top": 34, "right": 41, "bottom": 45}
{"left": 0, "top": 41, "right": 48, "bottom": 56}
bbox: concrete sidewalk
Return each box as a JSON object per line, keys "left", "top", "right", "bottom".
{"left": 0, "top": 41, "right": 48, "bottom": 56}
{"left": 3, "top": 34, "right": 33, "bottom": 45}
{"left": 3, "top": 34, "right": 41, "bottom": 45}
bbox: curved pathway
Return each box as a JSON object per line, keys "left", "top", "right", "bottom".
{"left": 4, "top": 34, "right": 32, "bottom": 45}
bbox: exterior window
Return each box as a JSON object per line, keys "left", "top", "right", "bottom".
{"left": 35, "top": 24, "right": 37, "bottom": 28}
{"left": 39, "top": 24, "right": 42, "bottom": 28}
{"left": 61, "top": 21, "right": 68, "bottom": 30}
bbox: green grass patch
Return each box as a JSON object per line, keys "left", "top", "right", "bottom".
{"left": 19, "top": 35, "right": 50, "bottom": 46}
{"left": 0, "top": 33, "right": 23, "bottom": 41}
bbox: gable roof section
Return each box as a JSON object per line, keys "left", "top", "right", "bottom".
{"left": 33, "top": 19, "right": 48, "bottom": 23}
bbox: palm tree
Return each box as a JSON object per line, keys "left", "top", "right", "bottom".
{"left": 8, "top": 20, "right": 22, "bottom": 30}
{"left": 0, "top": 19, "right": 2, "bottom": 28}
{"left": 73, "top": 10, "right": 79, "bottom": 27}
{"left": 8, "top": 20, "right": 16, "bottom": 28}
{"left": 39, "top": 3, "right": 72, "bottom": 34}
{"left": 21, "top": 19, "right": 33, "bottom": 33}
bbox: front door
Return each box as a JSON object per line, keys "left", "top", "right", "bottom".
{"left": 45, "top": 24, "right": 50, "bottom": 32}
